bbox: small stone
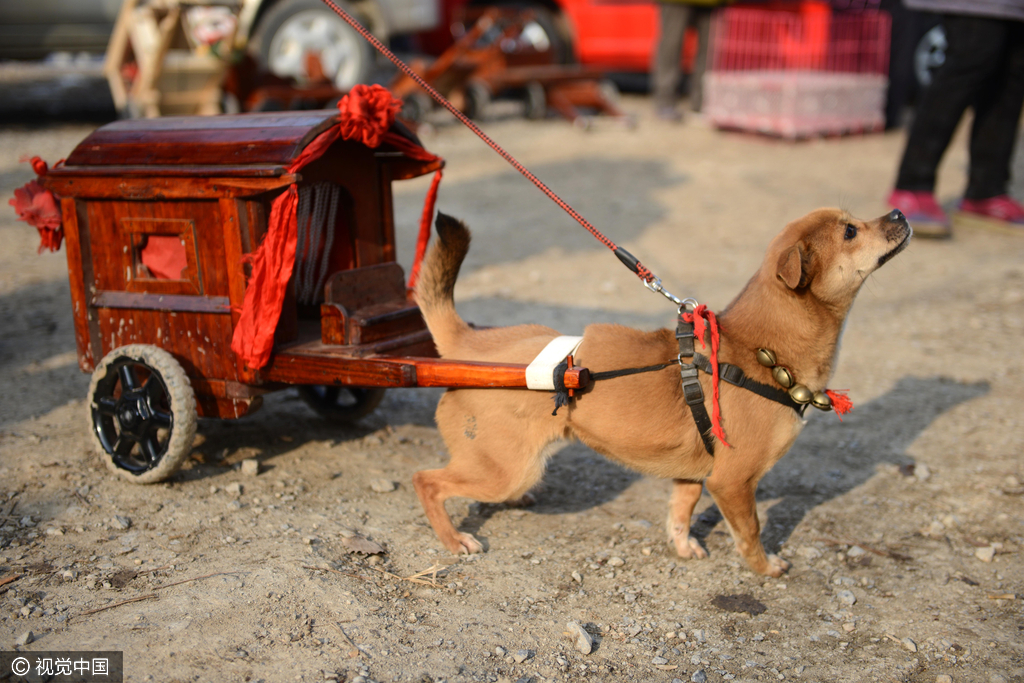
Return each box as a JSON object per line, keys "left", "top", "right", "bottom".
{"left": 843, "top": 623, "right": 855, "bottom": 632}
{"left": 19, "top": 516, "right": 35, "bottom": 528}
{"left": 901, "top": 637, "right": 918, "bottom": 653}
{"left": 494, "top": 646, "right": 506, "bottom": 657}
{"left": 608, "top": 557, "right": 625, "bottom": 567}
{"left": 513, "top": 649, "right": 531, "bottom": 664}
{"left": 935, "top": 676, "right": 953, "bottom": 683}
{"left": 572, "top": 571, "right": 583, "bottom": 583}
{"left": 691, "top": 670, "right": 707, "bottom": 683}
{"left": 623, "top": 593, "right": 637, "bottom": 603}
{"left": 652, "top": 656, "right": 669, "bottom": 665}
{"left": 796, "top": 546, "right": 822, "bottom": 560}
{"left": 846, "top": 545, "right": 866, "bottom": 558}
{"left": 975, "top": 546, "right": 996, "bottom": 562}
{"left": 225, "top": 482, "right": 243, "bottom": 496}
{"left": 692, "top": 629, "right": 706, "bottom": 643}
{"left": 45, "top": 527, "right": 64, "bottom": 536}
{"left": 15, "top": 631, "right": 33, "bottom": 646}
{"left": 915, "top": 463, "right": 932, "bottom": 481}
{"left": 240, "top": 459, "right": 260, "bottom": 476}
{"left": 837, "top": 590, "right": 857, "bottom": 606}
{"left": 369, "top": 479, "right": 397, "bottom": 493}
{"left": 61, "top": 569, "right": 77, "bottom": 580}
{"left": 108, "top": 515, "right": 131, "bottom": 530}
{"left": 567, "top": 620, "right": 593, "bottom": 655}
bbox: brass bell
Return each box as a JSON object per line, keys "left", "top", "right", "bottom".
{"left": 789, "top": 384, "right": 813, "bottom": 404}
{"left": 756, "top": 348, "right": 777, "bottom": 367}
{"left": 810, "top": 391, "right": 832, "bottom": 411}
{"left": 772, "top": 365, "right": 794, "bottom": 388}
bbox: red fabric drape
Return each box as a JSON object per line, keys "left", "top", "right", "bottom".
{"left": 9, "top": 157, "right": 63, "bottom": 253}
{"left": 230, "top": 85, "right": 443, "bottom": 370}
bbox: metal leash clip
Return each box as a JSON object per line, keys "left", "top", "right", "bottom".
{"left": 643, "top": 277, "right": 687, "bottom": 307}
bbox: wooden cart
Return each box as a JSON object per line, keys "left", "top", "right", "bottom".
{"left": 41, "top": 110, "right": 587, "bottom": 483}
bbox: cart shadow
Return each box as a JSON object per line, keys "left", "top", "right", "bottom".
{"left": 689, "top": 376, "right": 989, "bottom": 552}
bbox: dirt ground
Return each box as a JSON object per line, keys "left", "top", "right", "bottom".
{"left": 1, "top": 93, "right": 1023, "bottom": 683}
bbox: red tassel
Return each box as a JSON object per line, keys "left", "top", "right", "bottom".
{"left": 683, "top": 304, "right": 730, "bottom": 448}
{"left": 407, "top": 168, "right": 443, "bottom": 291}
{"left": 826, "top": 389, "right": 853, "bottom": 420}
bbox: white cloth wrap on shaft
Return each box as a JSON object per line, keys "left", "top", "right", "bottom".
{"left": 525, "top": 336, "right": 584, "bottom": 390}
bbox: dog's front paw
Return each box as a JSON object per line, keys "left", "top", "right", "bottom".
{"left": 671, "top": 527, "right": 708, "bottom": 560}
{"left": 451, "top": 532, "right": 484, "bottom": 555}
{"left": 764, "top": 553, "right": 791, "bottom": 578}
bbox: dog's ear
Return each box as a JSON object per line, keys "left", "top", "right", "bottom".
{"left": 777, "top": 244, "right": 805, "bottom": 289}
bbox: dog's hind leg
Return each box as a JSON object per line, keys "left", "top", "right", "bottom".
{"left": 704, "top": 474, "right": 790, "bottom": 577}
{"left": 414, "top": 391, "right": 558, "bottom": 554}
{"left": 667, "top": 479, "right": 708, "bottom": 560}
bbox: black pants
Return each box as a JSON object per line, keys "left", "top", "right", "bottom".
{"left": 895, "top": 14, "right": 1024, "bottom": 200}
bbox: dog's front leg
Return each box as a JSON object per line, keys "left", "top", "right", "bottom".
{"left": 704, "top": 474, "right": 790, "bottom": 577}
{"left": 667, "top": 479, "right": 708, "bottom": 559}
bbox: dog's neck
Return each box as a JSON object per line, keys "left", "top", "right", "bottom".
{"left": 717, "top": 272, "right": 847, "bottom": 391}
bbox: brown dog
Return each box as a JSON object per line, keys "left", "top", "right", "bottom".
{"left": 413, "top": 208, "right": 911, "bottom": 576}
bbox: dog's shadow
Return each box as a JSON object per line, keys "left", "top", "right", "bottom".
{"left": 456, "top": 376, "right": 987, "bottom": 551}
{"left": 696, "top": 375, "right": 989, "bottom": 550}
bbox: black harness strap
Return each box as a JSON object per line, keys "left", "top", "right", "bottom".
{"left": 676, "top": 313, "right": 717, "bottom": 455}
{"left": 691, "top": 353, "right": 808, "bottom": 416}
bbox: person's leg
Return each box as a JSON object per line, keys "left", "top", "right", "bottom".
{"left": 688, "top": 6, "right": 713, "bottom": 112}
{"left": 653, "top": 2, "right": 691, "bottom": 115}
{"left": 894, "top": 15, "right": 1007, "bottom": 192}
{"left": 964, "top": 20, "right": 1024, "bottom": 200}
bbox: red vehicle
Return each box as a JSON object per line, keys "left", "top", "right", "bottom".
{"left": 421, "top": 0, "right": 698, "bottom": 75}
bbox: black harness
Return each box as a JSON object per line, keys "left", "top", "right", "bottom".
{"left": 550, "top": 313, "right": 806, "bottom": 456}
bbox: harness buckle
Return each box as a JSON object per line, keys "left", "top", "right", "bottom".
{"left": 679, "top": 364, "right": 704, "bottom": 405}
{"left": 719, "top": 363, "right": 745, "bottom": 386}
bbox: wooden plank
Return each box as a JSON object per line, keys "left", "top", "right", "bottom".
{"left": 92, "top": 291, "right": 231, "bottom": 313}
{"left": 63, "top": 112, "right": 339, "bottom": 168}
{"left": 219, "top": 198, "right": 253, "bottom": 382}
{"left": 60, "top": 197, "right": 96, "bottom": 372}
{"left": 44, "top": 175, "right": 296, "bottom": 200}
{"left": 48, "top": 165, "right": 290, "bottom": 178}
{"left": 262, "top": 348, "right": 589, "bottom": 390}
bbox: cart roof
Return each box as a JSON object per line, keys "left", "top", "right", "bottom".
{"left": 55, "top": 110, "right": 439, "bottom": 178}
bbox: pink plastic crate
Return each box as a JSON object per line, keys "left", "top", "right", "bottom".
{"left": 704, "top": 6, "right": 891, "bottom": 139}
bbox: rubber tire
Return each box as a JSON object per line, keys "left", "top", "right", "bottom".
{"left": 463, "top": 82, "right": 491, "bottom": 120}
{"left": 477, "top": 2, "right": 573, "bottom": 65}
{"left": 400, "top": 91, "right": 433, "bottom": 124}
{"left": 297, "top": 386, "right": 386, "bottom": 423}
{"left": 249, "top": 0, "right": 373, "bottom": 91}
{"left": 524, "top": 81, "right": 546, "bottom": 120}
{"left": 88, "top": 345, "right": 197, "bottom": 485}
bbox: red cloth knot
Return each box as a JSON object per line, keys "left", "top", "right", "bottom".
{"left": 9, "top": 156, "right": 63, "bottom": 253}
{"left": 337, "top": 84, "right": 401, "bottom": 149}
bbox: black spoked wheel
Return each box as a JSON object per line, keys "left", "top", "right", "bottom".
{"left": 88, "top": 345, "right": 196, "bottom": 484}
{"left": 297, "top": 386, "right": 386, "bottom": 423}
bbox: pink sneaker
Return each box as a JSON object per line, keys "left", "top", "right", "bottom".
{"left": 887, "top": 189, "right": 951, "bottom": 238}
{"left": 957, "top": 195, "right": 1024, "bottom": 234}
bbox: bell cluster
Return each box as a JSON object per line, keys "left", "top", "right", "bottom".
{"left": 755, "top": 348, "right": 833, "bottom": 411}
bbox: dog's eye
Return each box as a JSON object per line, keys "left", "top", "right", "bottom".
{"left": 844, "top": 223, "right": 858, "bottom": 240}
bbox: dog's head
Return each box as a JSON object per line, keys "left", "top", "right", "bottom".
{"left": 768, "top": 208, "right": 912, "bottom": 309}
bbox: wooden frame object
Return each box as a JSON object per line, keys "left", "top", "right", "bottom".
{"left": 42, "top": 111, "right": 586, "bottom": 421}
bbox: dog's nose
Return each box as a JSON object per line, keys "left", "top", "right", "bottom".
{"left": 888, "top": 208, "right": 906, "bottom": 223}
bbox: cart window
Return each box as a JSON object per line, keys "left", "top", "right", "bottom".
{"left": 122, "top": 218, "right": 202, "bottom": 295}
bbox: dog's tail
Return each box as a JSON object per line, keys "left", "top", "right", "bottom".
{"left": 415, "top": 212, "right": 473, "bottom": 357}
